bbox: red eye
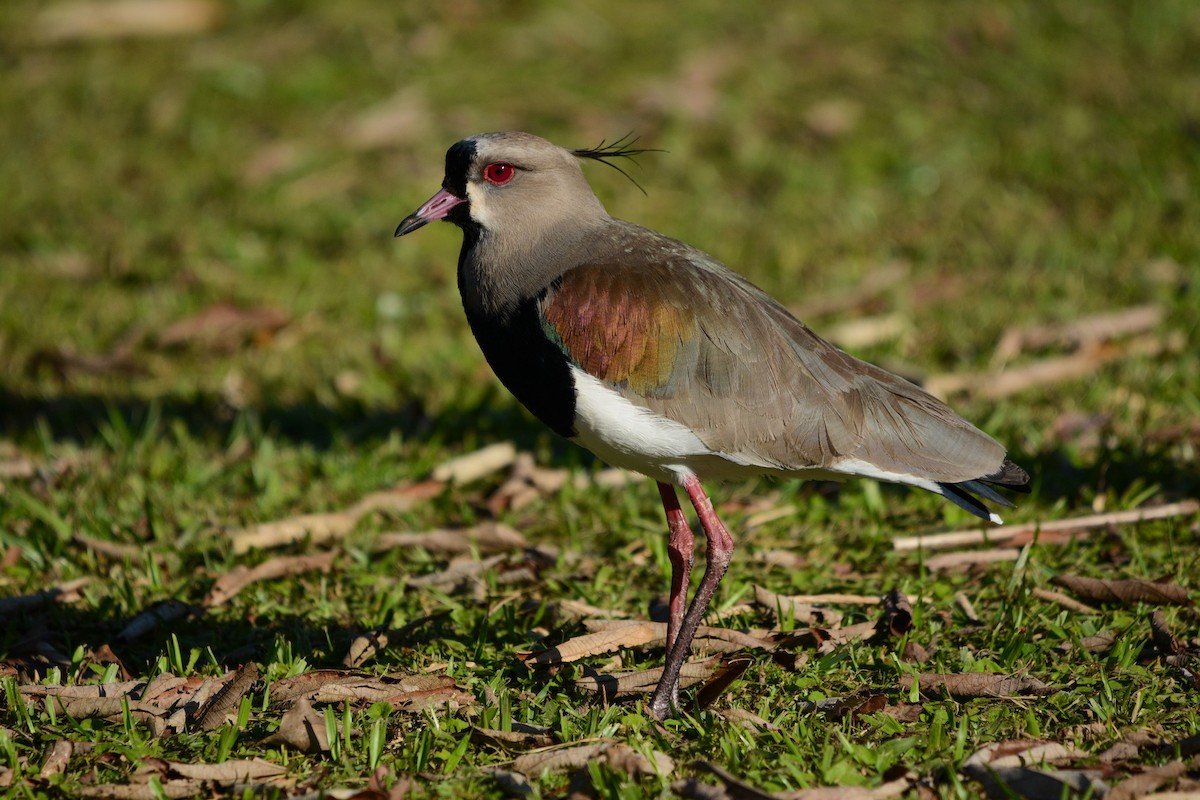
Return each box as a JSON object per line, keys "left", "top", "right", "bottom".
{"left": 483, "top": 162, "right": 516, "bottom": 185}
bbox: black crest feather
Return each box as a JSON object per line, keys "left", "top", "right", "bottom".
{"left": 571, "top": 133, "right": 661, "bottom": 194}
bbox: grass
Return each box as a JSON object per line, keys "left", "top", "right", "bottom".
{"left": 2, "top": 0, "right": 1199, "bottom": 797}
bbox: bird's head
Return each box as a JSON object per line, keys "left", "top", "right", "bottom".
{"left": 395, "top": 131, "right": 651, "bottom": 239}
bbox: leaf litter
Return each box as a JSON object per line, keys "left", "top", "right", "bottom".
{"left": 1050, "top": 575, "right": 1193, "bottom": 607}
{"left": 6, "top": 446, "right": 1191, "bottom": 798}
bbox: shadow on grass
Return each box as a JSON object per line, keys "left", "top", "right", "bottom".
{"left": 0, "top": 384, "right": 576, "bottom": 461}
{"left": 4, "top": 594, "right": 497, "bottom": 683}
{"left": 4, "top": 386, "right": 1196, "bottom": 512}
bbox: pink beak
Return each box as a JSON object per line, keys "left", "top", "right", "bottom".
{"left": 395, "top": 187, "right": 466, "bottom": 237}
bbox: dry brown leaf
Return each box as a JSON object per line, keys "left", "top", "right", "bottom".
{"left": 32, "top": 0, "right": 223, "bottom": 42}
{"left": 672, "top": 776, "right": 742, "bottom": 799}
{"left": 1097, "top": 731, "right": 1169, "bottom": 764}
{"left": 1051, "top": 575, "right": 1193, "bottom": 607}
{"left": 242, "top": 141, "right": 309, "bottom": 185}
{"left": 471, "top": 724, "right": 557, "bottom": 751}
{"left": 1108, "top": 761, "right": 1190, "bottom": 800}
{"left": 0, "top": 577, "right": 91, "bottom": 614}
{"left": 486, "top": 453, "right": 571, "bottom": 513}
{"left": 721, "top": 708, "right": 781, "bottom": 733}
{"left": 822, "top": 620, "right": 883, "bottom": 650}
{"left": 431, "top": 442, "right": 517, "bottom": 484}
{"left": 512, "top": 741, "right": 672, "bottom": 778}
{"left": 1149, "top": 610, "right": 1185, "bottom": 655}
{"left": 139, "top": 757, "right": 288, "bottom": 783}
{"left": 795, "top": 262, "right": 911, "bottom": 319}
{"left": 753, "top": 586, "right": 845, "bottom": 627}
{"left": 901, "top": 641, "right": 930, "bottom": 663}
{"left": 803, "top": 98, "right": 864, "bottom": 139}
{"left": 881, "top": 588, "right": 913, "bottom": 637}
{"left": 903, "top": 672, "right": 1053, "bottom": 699}
{"left": 44, "top": 695, "right": 163, "bottom": 723}
{"left": 263, "top": 696, "right": 328, "bottom": 755}
{"left": 964, "top": 765, "right": 1109, "bottom": 800}
{"left": 341, "top": 89, "right": 430, "bottom": 151}
{"left": 21, "top": 679, "right": 145, "bottom": 700}
{"left": 551, "top": 599, "right": 633, "bottom": 623}
{"left": 142, "top": 673, "right": 194, "bottom": 704}
{"left": 406, "top": 553, "right": 506, "bottom": 590}
{"left": 374, "top": 523, "right": 526, "bottom": 555}
{"left": 823, "top": 693, "right": 888, "bottom": 722}
{"left": 24, "top": 678, "right": 180, "bottom": 728}
{"left": 270, "top": 670, "right": 471, "bottom": 711}
{"left": 229, "top": 480, "right": 443, "bottom": 553}
{"left": 1156, "top": 733, "right": 1200, "bottom": 759}
{"left": 194, "top": 663, "right": 258, "bottom": 730}
{"left": 576, "top": 657, "right": 721, "bottom": 701}
{"left": 527, "top": 620, "right": 771, "bottom": 667}
{"left": 0, "top": 453, "right": 37, "bottom": 480}
{"left": 88, "top": 644, "right": 132, "bottom": 681}
{"left": 690, "top": 626, "right": 774, "bottom": 651}
{"left": 39, "top": 740, "right": 72, "bottom": 777}
{"left": 1031, "top": 587, "right": 1098, "bottom": 615}
{"left": 894, "top": 501, "right": 1200, "bottom": 551}
{"left": 205, "top": 551, "right": 336, "bottom": 607}
{"left": 117, "top": 599, "right": 197, "bottom": 642}
{"left": 512, "top": 742, "right": 611, "bottom": 776}
{"left": 777, "top": 771, "right": 918, "bottom": 799}
{"left": 73, "top": 782, "right": 216, "bottom": 799}
{"left": 965, "top": 740, "right": 1087, "bottom": 771}
{"left": 71, "top": 532, "right": 155, "bottom": 562}
{"left": 157, "top": 304, "right": 288, "bottom": 352}
{"left": 824, "top": 312, "right": 908, "bottom": 350}
{"left": 955, "top": 592, "right": 982, "bottom": 623}
{"left": 521, "top": 621, "right": 660, "bottom": 665}
{"left": 605, "top": 743, "right": 674, "bottom": 779}
{"left": 26, "top": 343, "right": 145, "bottom": 379}
{"left": 923, "top": 548, "right": 1022, "bottom": 571}
{"left": 992, "top": 304, "right": 1164, "bottom": 364}
{"left": 683, "top": 762, "right": 775, "bottom": 800}
{"left": 926, "top": 332, "right": 1178, "bottom": 400}
{"left": 487, "top": 769, "right": 535, "bottom": 796}
{"left": 344, "top": 628, "right": 390, "bottom": 669}
{"left": 696, "top": 654, "right": 755, "bottom": 709}
{"left": 636, "top": 47, "right": 734, "bottom": 122}
{"left": 270, "top": 669, "right": 376, "bottom": 702}
{"left": 882, "top": 703, "right": 923, "bottom": 723}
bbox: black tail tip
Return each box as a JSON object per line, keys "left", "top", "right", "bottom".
{"left": 982, "top": 458, "right": 1031, "bottom": 492}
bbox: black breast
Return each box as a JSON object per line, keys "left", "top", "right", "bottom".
{"left": 463, "top": 291, "right": 577, "bottom": 439}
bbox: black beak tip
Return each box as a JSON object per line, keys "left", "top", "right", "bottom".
{"left": 394, "top": 214, "right": 428, "bottom": 238}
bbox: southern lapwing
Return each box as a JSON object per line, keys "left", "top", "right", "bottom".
{"left": 395, "top": 131, "right": 1029, "bottom": 720}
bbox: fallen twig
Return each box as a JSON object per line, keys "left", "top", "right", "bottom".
{"left": 926, "top": 332, "right": 1178, "bottom": 400}
{"left": 893, "top": 501, "right": 1199, "bottom": 551}
{"left": 991, "top": 304, "right": 1164, "bottom": 364}
{"left": 228, "top": 480, "right": 443, "bottom": 553}
{"left": 431, "top": 442, "right": 517, "bottom": 484}
{"left": 1031, "top": 587, "right": 1098, "bottom": 615}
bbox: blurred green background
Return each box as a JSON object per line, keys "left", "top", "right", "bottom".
{"left": 3, "top": 0, "right": 1196, "bottom": 446}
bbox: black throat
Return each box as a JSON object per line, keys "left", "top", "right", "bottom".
{"left": 458, "top": 270, "right": 578, "bottom": 439}
{"left": 444, "top": 136, "right": 577, "bottom": 438}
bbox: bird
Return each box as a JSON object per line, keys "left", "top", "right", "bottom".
{"left": 395, "top": 131, "right": 1029, "bottom": 720}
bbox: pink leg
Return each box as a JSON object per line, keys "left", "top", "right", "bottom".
{"left": 657, "top": 481, "right": 694, "bottom": 691}
{"left": 649, "top": 474, "right": 735, "bottom": 720}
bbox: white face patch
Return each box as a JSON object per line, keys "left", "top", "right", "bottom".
{"left": 465, "top": 182, "right": 493, "bottom": 229}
